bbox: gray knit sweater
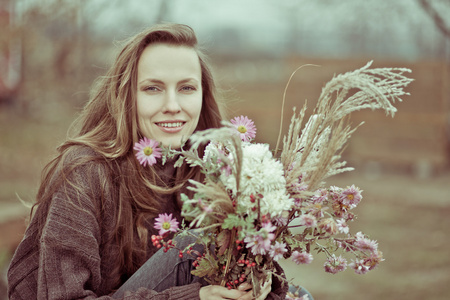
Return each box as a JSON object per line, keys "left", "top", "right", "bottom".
{"left": 7, "top": 146, "right": 287, "bottom": 300}
{"left": 7, "top": 147, "right": 201, "bottom": 300}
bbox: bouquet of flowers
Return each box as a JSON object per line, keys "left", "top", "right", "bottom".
{"left": 135, "top": 61, "right": 413, "bottom": 297}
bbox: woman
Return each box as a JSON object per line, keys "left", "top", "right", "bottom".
{"left": 7, "top": 24, "right": 287, "bottom": 299}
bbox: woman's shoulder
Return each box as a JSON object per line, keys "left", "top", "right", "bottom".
{"left": 62, "top": 144, "right": 106, "bottom": 164}
{"left": 57, "top": 144, "right": 118, "bottom": 189}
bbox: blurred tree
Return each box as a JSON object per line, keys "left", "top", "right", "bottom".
{"left": 418, "top": 0, "right": 450, "bottom": 40}
{"left": 0, "top": 0, "right": 21, "bottom": 106}
{"left": 155, "top": 0, "right": 168, "bottom": 23}
{"left": 418, "top": 0, "right": 450, "bottom": 166}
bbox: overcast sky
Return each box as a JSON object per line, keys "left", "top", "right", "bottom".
{"left": 15, "top": 0, "right": 450, "bottom": 60}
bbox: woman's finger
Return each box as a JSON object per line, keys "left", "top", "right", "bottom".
{"left": 256, "top": 277, "right": 272, "bottom": 300}
{"left": 237, "top": 277, "right": 273, "bottom": 300}
{"left": 237, "top": 282, "right": 252, "bottom": 291}
{"left": 199, "top": 285, "right": 247, "bottom": 300}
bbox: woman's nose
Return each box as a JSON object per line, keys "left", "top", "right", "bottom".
{"left": 162, "top": 90, "right": 181, "bottom": 113}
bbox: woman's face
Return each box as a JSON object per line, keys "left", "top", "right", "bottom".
{"left": 136, "top": 43, "right": 203, "bottom": 148}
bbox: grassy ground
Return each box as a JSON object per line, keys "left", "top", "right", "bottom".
{"left": 1, "top": 58, "right": 449, "bottom": 299}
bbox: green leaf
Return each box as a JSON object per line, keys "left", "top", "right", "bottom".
{"left": 222, "top": 214, "right": 246, "bottom": 230}
{"left": 251, "top": 270, "right": 261, "bottom": 297}
{"left": 216, "top": 230, "right": 231, "bottom": 256}
{"left": 174, "top": 156, "right": 185, "bottom": 168}
{"left": 191, "top": 253, "right": 219, "bottom": 278}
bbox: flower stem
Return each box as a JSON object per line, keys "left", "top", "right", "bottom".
{"left": 274, "top": 64, "right": 320, "bottom": 156}
{"left": 221, "top": 228, "right": 237, "bottom": 287}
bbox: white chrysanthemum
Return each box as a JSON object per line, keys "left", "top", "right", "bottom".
{"left": 221, "top": 143, "right": 293, "bottom": 217}
{"left": 203, "top": 142, "right": 223, "bottom": 163}
{"left": 258, "top": 189, "right": 293, "bottom": 216}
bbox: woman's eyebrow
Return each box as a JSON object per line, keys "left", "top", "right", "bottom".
{"left": 138, "top": 78, "right": 164, "bottom": 85}
{"left": 138, "top": 78, "right": 199, "bottom": 85}
{"left": 178, "top": 78, "right": 200, "bottom": 84}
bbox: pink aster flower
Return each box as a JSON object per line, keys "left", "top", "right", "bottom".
{"left": 154, "top": 213, "right": 179, "bottom": 236}
{"left": 134, "top": 137, "right": 162, "bottom": 167}
{"left": 365, "top": 250, "right": 384, "bottom": 271}
{"left": 354, "top": 232, "right": 378, "bottom": 254}
{"left": 329, "top": 186, "right": 342, "bottom": 200}
{"left": 349, "top": 259, "right": 370, "bottom": 275}
{"left": 291, "top": 251, "right": 314, "bottom": 265}
{"left": 269, "top": 241, "right": 287, "bottom": 262}
{"left": 298, "top": 214, "right": 317, "bottom": 228}
{"left": 318, "top": 218, "right": 338, "bottom": 235}
{"left": 324, "top": 254, "right": 347, "bottom": 274}
{"left": 340, "top": 185, "right": 362, "bottom": 207}
{"left": 230, "top": 115, "right": 256, "bottom": 142}
{"left": 336, "top": 219, "right": 349, "bottom": 234}
{"left": 244, "top": 235, "right": 271, "bottom": 255}
{"left": 261, "top": 222, "right": 277, "bottom": 240}
{"left": 311, "top": 188, "right": 328, "bottom": 204}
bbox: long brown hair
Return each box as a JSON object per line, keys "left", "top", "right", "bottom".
{"left": 33, "top": 23, "right": 223, "bottom": 285}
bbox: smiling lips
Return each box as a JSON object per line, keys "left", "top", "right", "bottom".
{"left": 156, "top": 121, "right": 186, "bottom": 133}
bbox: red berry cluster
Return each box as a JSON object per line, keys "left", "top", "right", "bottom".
{"left": 235, "top": 239, "right": 243, "bottom": 251}
{"left": 225, "top": 272, "right": 247, "bottom": 289}
{"left": 249, "top": 193, "right": 265, "bottom": 212}
{"left": 192, "top": 253, "right": 206, "bottom": 268}
{"left": 151, "top": 235, "right": 163, "bottom": 248}
{"left": 237, "top": 259, "right": 256, "bottom": 268}
{"left": 151, "top": 235, "right": 177, "bottom": 253}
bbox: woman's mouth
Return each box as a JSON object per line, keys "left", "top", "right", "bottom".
{"left": 156, "top": 121, "right": 186, "bottom": 133}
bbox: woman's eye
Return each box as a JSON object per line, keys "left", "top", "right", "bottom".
{"left": 180, "top": 86, "right": 196, "bottom": 92}
{"left": 142, "top": 86, "right": 163, "bottom": 94}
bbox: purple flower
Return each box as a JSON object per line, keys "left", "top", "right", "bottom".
{"left": 336, "top": 219, "right": 349, "bottom": 234}
{"left": 154, "top": 213, "right": 179, "bottom": 236}
{"left": 244, "top": 235, "right": 271, "bottom": 255}
{"left": 269, "top": 241, "right": 287, "bottom": 262}
{"left": 291, "top": 251, "right": 313, "bottom": 265}
{"left": 354, "top": 232, "right": 378, "bottom": 254}
{"left": 230, "top": 115, "right": 257, "bottom": 142}
{"left": 134, "top": 137, "right": 162, "bottom": 167}
{"left": 349, "top": 259, "right": 370, "bottom": 275}
{"left": 298, "top": 214, "right": 317, "bottom": 228}
{"left": 340, "top": 185, "right": 362, "bottom": 207}
{"left": 324, "top": 254, "right": 347, "bottom": 274}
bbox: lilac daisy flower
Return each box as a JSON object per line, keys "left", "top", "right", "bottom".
{"left": 354, "top": 232, "right": 378, "bottom": 254}
{"left": 230, "top": 115, "right": 257, "bottom": 142}
{"left": 291, "top": 251, "right": 314, "bottom": 265}
{"left": 298, "top": 214, "right": 317, "bottom": 228}
{"left": 336, "top": 219, "right": 349, "bottom": 234}
{"left": 340, "top": 185, "right": 362, "bottom": 207}
{"left": 244, "top": 235, "right": 271, "bottom": 255}
{"left": 349, "top": 259, "right": 370, "bottom": 275}
{"left": 324, "top": 254, "right": 347, "bottom": 274}
{"left": 269, "top": 241, "right": 287, "bottom": 262}
{"left": 154, "top": 213, "right": 179, "bottom": 236}
{"left": 134, "top": 137, "right": 162, "bottom": 167}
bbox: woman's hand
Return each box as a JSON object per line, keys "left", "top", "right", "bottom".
{"left": 199, "top": 285, "right": 247, "bottom": 300}
{"left": 199, "top": 277, "right": 272, "bottom": 300}
{"left": 236, "top": 277, "right": 272, "bottom": 300}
